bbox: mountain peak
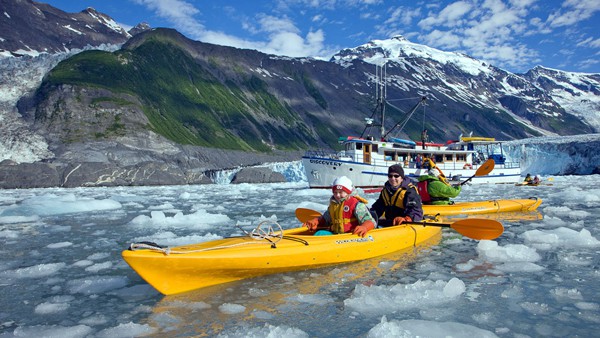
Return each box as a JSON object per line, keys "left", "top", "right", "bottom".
{"left": 333, "top": 35, "right": 494, "bottom": 76}
{"left": 390, "top": 35, "right": 409, "bottom": 43}
{"left": 0, "top": 0, "right": 130, "bottom": 56}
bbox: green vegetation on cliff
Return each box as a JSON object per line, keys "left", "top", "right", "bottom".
{"left": 44, "top": 33, "right": 316, "bottom": 151}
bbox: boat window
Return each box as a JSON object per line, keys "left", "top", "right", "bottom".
{"left": 372, "top": 144, "right": 378, "bottom": 152}
{"left": 356, "top": 143, "right": 363, "bottom": 150}
{"left": 444, "top": 154, "right": 453, "bottom": 161}
{"left": 434, "top": 154, "right": 443, "bottom": 163}
{"left": 456, "top": 154, "right": 467, "bottom": 161}
{"left": 384, "top": 151, "right": 397, "bottom": 161}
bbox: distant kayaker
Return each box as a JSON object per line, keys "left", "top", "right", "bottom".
{"left": 523, "top": 173, "right": 533, "bottom": 184}
{"left": 417, "top": 168, "right": 461, "bottom": 205}
{"left": 370, "top": 164, "right": 424, "bottom": 227}
{"left": 532, "top": 175, "right": 541, "bottom": 185}
{"left": 303, "top": 176, "right": 376, "bottom": 237}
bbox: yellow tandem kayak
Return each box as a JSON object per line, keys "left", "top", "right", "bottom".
{"left": 423, "top": 198, "right": 542, "bottom": 216}
{"left": 123, "top": 222, "right": 444, "bottom": 295}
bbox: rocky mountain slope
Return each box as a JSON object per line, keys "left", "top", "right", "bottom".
{"left": 0, "top": 0, "right": 598, "bottom": 189}
{"left": 0, "top": 0, "right": 132, "bottom": 56}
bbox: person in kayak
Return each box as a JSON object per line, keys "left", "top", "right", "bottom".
{"left": 303, "top": 176, "right": 376, "bottom": 237}
{"left": 532, "top": 175, "right": 541, "bottom": 185}
{"left": 523, "top": 173, "right": 533, "bottom": 184}
{"left": 417, "top": 167, "right": 461, "bottom": 205}
{"left": 370, "top": 164, "right": 424, "bottom": 227}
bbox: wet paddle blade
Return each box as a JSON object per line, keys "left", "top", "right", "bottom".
{"left": 475, "top": 158, "right": 495, "bottom": 176}
{"left": 295, "top": 208, "right": 322, "bottom": 223}
{"left": 460, "top": 159, "right": 495, "bottom": 185}
{"left": 450, "top": 218, "right": 504, "bottom": 240}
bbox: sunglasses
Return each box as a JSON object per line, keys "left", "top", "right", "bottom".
{"left": 388, "top": 174, "right": 401, "bottom": 178}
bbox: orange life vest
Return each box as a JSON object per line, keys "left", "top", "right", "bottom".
{"left": 328, "top": 196, "right": 360, "bottom": 234}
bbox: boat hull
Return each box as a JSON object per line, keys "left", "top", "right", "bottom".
{"left": 122, "top": 225, "right": 441, "bottom": 295}
{"left": 423, "top": 198, "right": 542, "bottom": 216}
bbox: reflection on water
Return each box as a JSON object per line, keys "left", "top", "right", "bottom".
{"left": 440, "top": 211, "right": 543, "bottom": 222}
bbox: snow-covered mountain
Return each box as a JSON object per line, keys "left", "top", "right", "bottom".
{"left": 333, "top": 36, "right": 600, "bottom": 133}
{"left": 0, "top": 0, "right": 131, "bottom": 57}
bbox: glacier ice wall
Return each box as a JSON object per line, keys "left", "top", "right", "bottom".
{"left": 503, "top": 134, "right": 600, "bottom": 175}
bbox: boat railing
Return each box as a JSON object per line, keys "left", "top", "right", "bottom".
{"left": 500, "top": 161, "right": 520, "bottom": 169}
{"left": 304, "top": 149, "right": 341, "bottom": 159}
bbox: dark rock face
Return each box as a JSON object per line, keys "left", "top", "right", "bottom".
{"left": 0, "top": 143, "right": 300, "bottom": 188}
{"left": 0, "top": 162, "right": 61, "bottom": 189}
{"left": 231, "top": 167, "right": 286, "bottom": 184}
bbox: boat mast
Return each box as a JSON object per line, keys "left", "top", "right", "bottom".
{"left": 361, "top": 63, "right": 387, "bottom": 140}
{"left": 378, "top": 63, "right": 387, "bottom": 140}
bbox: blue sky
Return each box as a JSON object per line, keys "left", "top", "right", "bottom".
{"left": 43, "top": 0, "right": 599, "bottom": 74}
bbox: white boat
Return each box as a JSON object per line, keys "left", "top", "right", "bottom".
{"left": 302, "top": 135, "right": 521, "bottom": 189}
{"left": 301, "top": 68, "right": 521, "bottom": 189}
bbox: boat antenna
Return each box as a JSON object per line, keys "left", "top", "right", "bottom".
{"left": 360, "top": 63, "right": 387, "bottom": 139}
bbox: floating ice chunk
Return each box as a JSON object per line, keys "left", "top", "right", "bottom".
{"left": 366, "top": 316, "right": 498, "bottom": 338}
{"left": 4, "top": 262, "right": 66, "bottom": 279}
{"left": 217, "top": 323, "right": 308, "bottom": 338}
{"left": 131, "top": 231, "right": 223, "bottom": 247}
{"left": 218, "top": 303, "right": 246, "bottom": 314}
{"left": 67, "top": 276, "right": 129, "bottom": 294}
{"left": 12, "top": 324, "right": 92, "bottom": 338}
{"left": 0, "top": 229, "right": 19, "bottom": 238}
{"left": 494, "top": 262, "right": 544, "bottom": 273}
{"left": 476, "top": 240, "right": 541, "bottom": 263}
{"left": 0, "top": 215, "right": 40, "bottom": 223}
{"left": 84, "top": 261, "right": 113, "bottom": 272}
{"left": 287, "top": 293, "right": 335, "bottom": 305}
{"left": 344, "top": 278, "right": 466, "bottom": 314}
{"left": 522, "top": 227, "right": 600, "bottom": 248}
{"left": 0, "top": 193, "right": 122, "bottom": 216}
{"left": 47, "top": 242, "right": 73, "bottom": 249}
{"left": 34, "top": 301, "right": 70, "bottom": 314}
{"left": 129, "top": 209, "right": 231, "bottom": 228}
{"left": 95, "top": 322, "right": 156, "bottom": 338}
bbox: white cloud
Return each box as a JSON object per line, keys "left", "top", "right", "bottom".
{"left": 417, "top": 1, "right": 472, "bottom": 28}
{"left": 132, "top": 0, "right": 328, "bottom": 58}
{"left": 547, "top": 0, "right": 600, "bottom": 28}
{"left": 576, "top": 37, "right": 600, "bottom": 48}
{"left": 132, "top": 0, "right": 204, "bottom": 34}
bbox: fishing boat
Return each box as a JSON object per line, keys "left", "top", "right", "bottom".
{"left": 302, "top": 67, "right": 521, "bottom": 189}
{"left": 423, "top": 198, "right": 542, "bottom": 216}
{"left": 122, "top": 217, "right": 502, "bottom": 295}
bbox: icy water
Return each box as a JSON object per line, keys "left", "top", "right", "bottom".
{"left": 1, "top": 176, "right": 599, "bottom": 337}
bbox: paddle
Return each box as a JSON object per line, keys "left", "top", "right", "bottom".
{"left": 295, "top": 208, "right": 503, "bottom": 240}
{"left": 459, "top": 158, "right": 495, "bottom": 186}
{"left": 295, "top": 208, "right": 322, "bottom": 223}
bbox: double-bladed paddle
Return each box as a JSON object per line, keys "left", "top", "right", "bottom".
{"left": 295, "top": 207, "right": 504, "bottom": 240}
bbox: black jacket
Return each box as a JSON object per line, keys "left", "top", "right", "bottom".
{"left": 370, "top": 179, "right": 424, "bottom": 226}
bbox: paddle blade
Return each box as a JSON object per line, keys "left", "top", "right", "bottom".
{"left": 295, "top": 208, "right": 322, "bottom": 223}
{"left": 450, "top": 218, "right": 504, "bottom": 240}
{"left": 475, "top": 159, "right": 495, "bottom": 176}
